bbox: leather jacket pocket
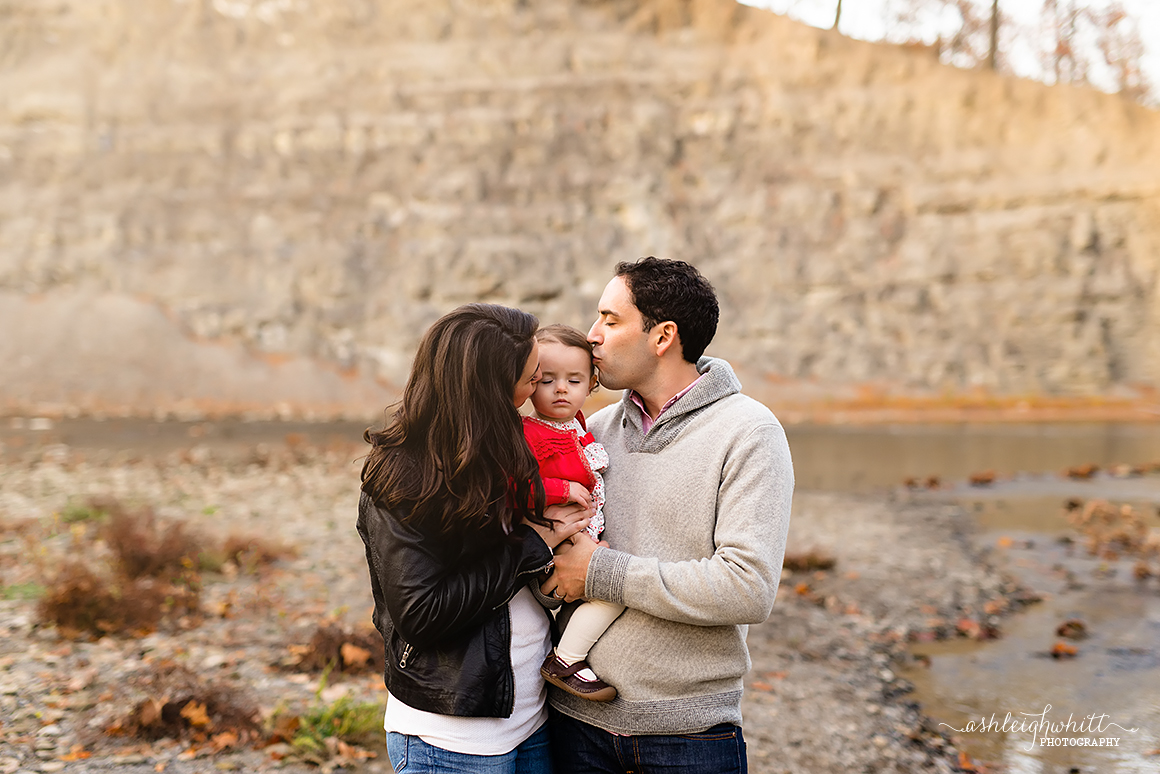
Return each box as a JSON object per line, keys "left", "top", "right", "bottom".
{"left": 387, "top": 629, "right": 414, "bottom": 671}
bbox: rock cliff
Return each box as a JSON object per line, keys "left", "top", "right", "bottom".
{"left": 2, "top": 0, "right": 1158, "bottom": 419}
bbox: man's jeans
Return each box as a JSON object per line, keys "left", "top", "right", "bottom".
{"left": 549, "top": 709, "right": 748, "bottom": 774}
{"left": 386, "top": 723, "right": 552, "bottom": 774}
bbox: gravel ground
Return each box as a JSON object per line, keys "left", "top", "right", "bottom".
{"left": 0, "top": 442, "right": 1024, "bottom": 773}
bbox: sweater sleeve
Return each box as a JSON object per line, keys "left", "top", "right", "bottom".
{"left": 583, "top": 422, "right": 793, "bottom": 626}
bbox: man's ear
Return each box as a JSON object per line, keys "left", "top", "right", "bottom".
{"left": 652, "top": 321, "right": 680, "bottom": 358}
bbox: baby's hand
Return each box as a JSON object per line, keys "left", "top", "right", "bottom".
{"left": 566, "top": 480, "right": 593, "bottom": 511}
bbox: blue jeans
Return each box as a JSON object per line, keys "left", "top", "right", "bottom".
{"left": 386, "top": 723, "right": 552, "bottom": 774}
{"left": 549, "top": 709, "right": 748, "bottom": 774}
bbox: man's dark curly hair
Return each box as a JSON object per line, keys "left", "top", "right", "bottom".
{"left": 615, "top": 257, "right": 719, "bottom": 363}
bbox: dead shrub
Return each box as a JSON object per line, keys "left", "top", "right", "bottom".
{"left": 108, "top": 662, "right": 261, "bottom": 743}
{"left": 782, "top": 550, "right": 837, "bottom": 573}
{"left": 1067, "top": 500, "right": 1150, "bottom": 556}
{"left": 103, "top": 502, "right": 209, "bottom": 580}
{"left": 37, "top": 561, "right": 197, "bottom": 639}
{"left": 221, "top": 532, "right": 298, "bottom": 571}
{"left": 36, "top": 496, "right": 295, "bottom": 639}
{"left": 281, "top": 623, "right": 385, "bottom": 676}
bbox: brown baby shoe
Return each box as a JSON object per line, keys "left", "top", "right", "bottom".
{"left": 540, "top": 652, "right": 617, "bottom": 702}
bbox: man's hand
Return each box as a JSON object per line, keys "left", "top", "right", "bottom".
{"left": 540, "top": 531, "right": 600, "bottom": 602}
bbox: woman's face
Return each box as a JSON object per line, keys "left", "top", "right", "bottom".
{"left": 511, "top": 338, "right": 541, "bottom": 408}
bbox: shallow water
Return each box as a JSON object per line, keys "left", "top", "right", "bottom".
{"left": 0, "top": 416, "right": 368, "bottom": 459}
{"left": 784, "top": 422, "right": 1160, "bottom": 492}
{"left": 904, "top": 526, "right": 1160, "bottom": 773}
{"left": 785, "top": 423, "right": 1160, "bottom": 773}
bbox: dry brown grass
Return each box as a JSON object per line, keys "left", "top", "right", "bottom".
{"left": 282, "top": 623, "right": 385, "bottom": 676}
{"left": 35, "top": 497, "right": 296, "bottom": 639}
{"left": 221, "top": 532, "right": 298, "bottom": 571}
{"left": 1066, "top": 499, "right": 1160, "bottom": 578}
{"left": 106, "top": 662, "right": 261, "bottom": 744}
{"left": 37, "top": 562, "right": 198, "bottom": 639}
{"left": 782, "top": 550, "right": 837, "bottom": 573}
{"left": 101, "top": 500, "right": 210, "bottom": 580}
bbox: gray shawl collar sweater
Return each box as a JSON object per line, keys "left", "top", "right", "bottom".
{"left": 550, "top": 356, "right": 794, "bottom": 735}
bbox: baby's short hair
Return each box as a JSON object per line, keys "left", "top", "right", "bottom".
{"left": 535, "top": 324, "right": 596, "bottom": 379}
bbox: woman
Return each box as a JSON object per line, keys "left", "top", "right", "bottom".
{"left": 358, "top": 303, "right": 590, "bottom": 774}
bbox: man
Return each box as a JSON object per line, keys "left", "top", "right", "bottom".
{"left": 542, "top": 257, "right": 794, "bottom": 774}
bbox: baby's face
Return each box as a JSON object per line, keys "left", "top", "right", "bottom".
{"left": 531, "top": 341, "right": 595, "bottom": 422}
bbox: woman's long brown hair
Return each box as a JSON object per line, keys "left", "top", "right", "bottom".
{"left": 361, "top": 304, "right": 547, "bottom": 539}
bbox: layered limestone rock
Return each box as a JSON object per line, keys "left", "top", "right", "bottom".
{"left": 2, "top": 0, "right": 1158, "bottom": 418}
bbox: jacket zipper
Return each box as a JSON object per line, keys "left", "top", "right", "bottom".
{"left": 493, "top": 558, "right": 555, "bottom": 610}
{"left": 504, "top": 605, "right": 515, "bottom": 715}
{"left": 398, "top": 642, "right": 413, "bottom": 669}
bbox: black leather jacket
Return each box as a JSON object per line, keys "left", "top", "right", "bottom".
{"left": 356, "top": 491, "right": 555, "bottom": 717}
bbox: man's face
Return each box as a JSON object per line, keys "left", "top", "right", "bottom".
{"left": 587, "top": 276, "right": 657, "bottom": 392}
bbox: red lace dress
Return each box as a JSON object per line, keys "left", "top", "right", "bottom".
{"left": 521, "top": 412, "right": 608, "bottom": 541}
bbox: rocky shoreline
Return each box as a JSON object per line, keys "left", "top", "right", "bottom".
{"left": 0, "top": 442, "right": 1026, "bottom": 773}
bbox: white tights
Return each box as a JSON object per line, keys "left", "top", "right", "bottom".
{"left": 555, "top": 599, "right": 626, "bottom": 666}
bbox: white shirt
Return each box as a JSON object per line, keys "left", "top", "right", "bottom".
{"left": 383, "top": 586, "right": 551, "bottom": 754}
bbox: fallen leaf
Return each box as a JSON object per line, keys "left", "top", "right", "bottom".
{"left": 340, "top": 642, "right": 372, "bottom": 669}
{"left": 137, "top": 698, "right": 164, "bottom": 729}
{"left": 267, "top": 714, "right": 300, "bottom": 744}
{"left": 956, "top": 618, "right": 981, "bottom": 639}
{"left": 794, "top": 582, "right": 811, "bottom": 596}
{"left": 180, "top": 700, "right": 211, "bottom": 728}
{"left": 1050, "top": 641, "right": 1078, "bottom": 659}
{"left": 336, "top": 740, "right": 376, "bottom": 760}
{"left": 996, "top": 536, "right": 1013, "bottom": 548}
{"left": 751, "top": 681, "right": 773, "bottom": 691}
{"left": 958, "top": 750, "right": 978, "bottom": 772}
{"left": 211, "top": 730, "right": 239, "bottom": 751}
{"left": 969, "top": 470, "right": 996, "bottom": 486}
{"left": 1065, "top": 463, "right": 1099, "bottom": 480}
{"left": 983, "top": 599, "right": 1007, "bottom": 615}
{"left": 59, "top": 744, "right": 92, "bottom": 761}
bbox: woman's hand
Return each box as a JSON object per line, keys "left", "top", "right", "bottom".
{"left": 566, "top": 480, "right": 593, "bottom": 511}
{"left": 527, "top": 502, "right": 590, "bottom": 550}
